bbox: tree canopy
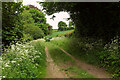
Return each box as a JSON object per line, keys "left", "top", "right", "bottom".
{"left": 2, "top": 3, "right": 52, "bottom": 46}
{"left": 2, "top": 2, "right": 24, "bottom": 46}
{"left": 29, "top": 8, "right": 52, "bottom": 36}
{"left": 41, "top": 2, "right": 120, "bottom": 42}
{"left": 58, "top": 21, "right": 67, "bottom": 31}
{"left": 21, "top": 10, "right": 44, "bottom": 40}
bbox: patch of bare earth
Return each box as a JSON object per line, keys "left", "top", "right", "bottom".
{"left": 45, "top": 47, "right": 68, "bottom": 78}
{"left": 60, "top": 48, "right": 111, "bottom": 78}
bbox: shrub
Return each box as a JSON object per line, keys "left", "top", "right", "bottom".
{"left": 24, "top": 24, "right": 44, "bottom": 40}
{"left": 99, "top": 36, "right": 120, "bottom": 78}
{"left": 22, "top": 33, "right": 33, "bottom": 42}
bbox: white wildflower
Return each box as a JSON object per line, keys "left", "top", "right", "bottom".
{"left": 3, "top": 76, "right": 5, "bottom": 78}
{"left": 5, "top": 64, "right": 10, "bottom": 67}
{"left": 35, "top": 56, "right": 40, "bottom": 58}
{"left": 11, "top": 45, "right": 15, "bottom": 50}
{"left": 11, "top": 61, "right": 16, "bottom": 63}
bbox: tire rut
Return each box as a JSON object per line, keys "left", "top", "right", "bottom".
{"left": 45, "top": 46, "right": 68, "bottom": 78}
{"left": 60, "top": 48, "right": 111, "bottom": 78}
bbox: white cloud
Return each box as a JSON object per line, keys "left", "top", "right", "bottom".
{"left": 22, "top": 0, "right": 70, "bottom": 29}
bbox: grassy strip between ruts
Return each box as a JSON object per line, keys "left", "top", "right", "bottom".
{"left": 44, "top": 41, "right": 95, "bottom": 78}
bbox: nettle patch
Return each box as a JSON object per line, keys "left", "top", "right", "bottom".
{"left": 2, "top": 42, "right": 46, "bottom": 78}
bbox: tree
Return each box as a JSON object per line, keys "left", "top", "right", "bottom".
{"left": 2, "top": 2, "right": 24, "bottom": 46}
{"left": 68, "top": 21, "right": 75, "bottom": 30}
{"left": 29, "top": 8, "right": 46, "bottom": 24}
{"left": 28, "top": 8, "right": 52, "bottom": 35}
{"left": 21, "top": 10, "right": 44, "bottom": 40}
{"left": 40, "top": 2, "right": 120, "bottom": 42}
{"left": 58, "top": 21, "right": 67, "bottom": 31}
{"left": 21, "top": 10, "right": 34, "bottom": 25}
{"left": 40, "top": 2, "right": 120, "bottom": 78}
{"left": 69, "top": 21, "right": 74, "bottom": 27}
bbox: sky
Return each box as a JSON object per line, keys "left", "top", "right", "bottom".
{"left": 22, "top": 0, "right": 70, "bottom": 29}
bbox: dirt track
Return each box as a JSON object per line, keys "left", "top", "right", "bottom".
{"left": 45, "top": 46, "right": 68, "bottom": 78}
{"left": 60, "top": 48, "right": 111, "bottom": 78}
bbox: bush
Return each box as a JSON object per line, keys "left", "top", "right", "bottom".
{"left": 2, "top": 42, "right": 46, "bottom": 78}
{"left": 99, "top": 36, "right": 120, "bottom": 78}
{"left": 24, "top": 24, "right": 44, "bottom": 40}
{"left": 22, "top": 33, "right": 33, "bottom": 42}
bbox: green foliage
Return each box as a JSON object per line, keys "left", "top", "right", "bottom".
{"left": 69, "top": 21, "right": 74, "bottom": 27}
{"left": 0, "top": 56, "right": 2, "bottom": 78}
{"left": 22, "top": 33, "right": 33, "bottom": 42}
{"left": 24, "top": 24, "right": 44, "bottom": 40}
{"left": 49, "top": 37, "right": 120, "bottom": 78}
{"left": 2, "top": 2, "right": 24, "bottom": 46}
{"left": 29, "top": 8, "right": 52, "bottom": 36}
{"left": 44, "top": 36, "right": 52, "bottom": 42}
{"left": 98, "top": 37, "right": 120, "bottom": 78}
{"left": 21, "top": 10, "right": 35, "bottom": 25}
{"left": 2, "top": 41, "right": 46, "bottom": 78}
{"left": 67, "top": 26, "right": 75, "bottom": 30}
{"left": 21, "top": 10, "right": 44, "bottom": 40}
{"left": 41, "top": 2, "right": 120, "bottom": 42}
{"left": 46, "top": 30, "right": 74, "bottom": 38}
{"left": 58, "top": 21, "right": 67, "bottom": 31}
{"left": 29, "top": 8, "right": 46, "bottom": 24}
{"left": 44, "top": 37, "right": 50, "bottom": 42}
{"left": 46, "top": 23, "right": 53, "bottom": 35}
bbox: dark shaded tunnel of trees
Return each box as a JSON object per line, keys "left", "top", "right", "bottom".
{"left": 41, "top": 2, "right": 120, "bottom": 43}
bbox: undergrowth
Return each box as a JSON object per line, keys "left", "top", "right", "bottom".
{"left": 2, "top": 41, "right": 46, "bottom": 78}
